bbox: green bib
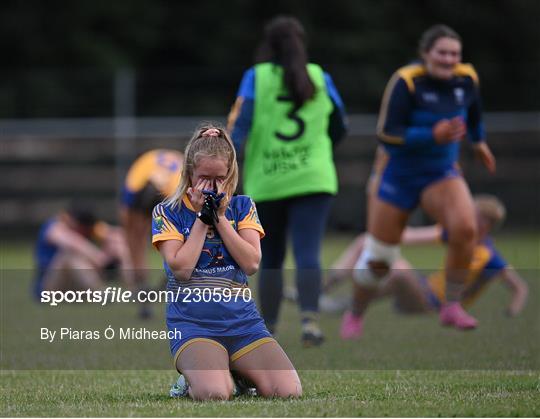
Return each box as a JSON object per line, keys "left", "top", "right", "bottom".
{"left": 244, "top": 63, "right": 338, "bottom": 202}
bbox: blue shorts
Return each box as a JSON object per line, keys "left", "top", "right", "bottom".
{"left": 377, "top": 166, "right": 461, "bottom": 211}
{"left": 169, "top": 322, "right": 273, "bottom": 371}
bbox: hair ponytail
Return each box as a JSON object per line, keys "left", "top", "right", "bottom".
{"left": 255, "top": 16, "right": 315, "bottom": 108}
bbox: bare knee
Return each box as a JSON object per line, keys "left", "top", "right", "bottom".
{"left": 189, "top": 381, "right": 233, "bottom": 401}
{"left": 258, "top": 379, "right": 302, "bottom": 399}
{"left": 448, "top": 220, "right": 477, "bottom": 244}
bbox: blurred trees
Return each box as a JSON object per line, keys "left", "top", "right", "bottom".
{"left": 1, "top": 0, "right": 539, "bottom": 117}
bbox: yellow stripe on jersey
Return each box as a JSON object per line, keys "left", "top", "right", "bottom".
{"left": 238, "top": 202, "right": 265, "bottom": 238}
{"left": 182, "top": 195, "right": 195, "bottom": 212}
{"left": 376, "top": 71, "right": 408, "bottom": 145}
{"left": 152, "top": 233, "right": 184, "bottom": 248}
{"left": 453, "top": 63, "right": 479, "bottom": 85}
{"left": 152, "top": 205, "right": 184, "bottom": 247}
{"left": 125, "top": 149, "right": 183, "bottom": 196}
{"left": 427, "top": 244, "right": 493, "bottom": 306}
{"left": 396, "top": 64, "right": 427, "bottom": 93}
{"left": 227, "top": 97, "right": 244, "bottom": 132}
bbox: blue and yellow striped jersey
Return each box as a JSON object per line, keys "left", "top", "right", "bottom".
{"left": 152, "top": 195, "right": 265, "bottom": 334}
{"left": 152, "top": 195, "right": 264, "bottom": 289}
{"left": 377, "top": 62, "right": 484, "bottom": 176}
{"left": 428, "top": 236, "right": 508, "bottom": 307}
{"left": 122, "top": 149, "right": 183, "bottom": 207}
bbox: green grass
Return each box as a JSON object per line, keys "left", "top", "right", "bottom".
{"left": 1, "top": 370, "right": 539, "bottom": 417}
{"left": 1, "top": 232, "right": 539, "bottom": 416}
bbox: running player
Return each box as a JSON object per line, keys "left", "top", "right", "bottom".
{"left": 353, "top": 24, "right": 496, "bottom": 330}
{"left": 152, "top": 124, "right": 301, "bottom": 400}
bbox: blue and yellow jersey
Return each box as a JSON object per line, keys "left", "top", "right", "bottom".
{"left": 122, "top": 149, "right": 183, "bottom": 208}
{"left": 151, "top": 195, "right": 265, "bottom": 334}
{"left": 377, "top": 62, "right": 484, "bottom": 176}
{"left": 427, "top": 236, "right": 508, "bottom": 308}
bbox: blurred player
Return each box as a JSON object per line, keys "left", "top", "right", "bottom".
{"left": 120, "top": 149, "right": 183, "bottom": 317}
{"left": 34, "top": 203, "right": 134, "bottom": 299}
{"left": 153, "top": 125, "right": 301, "bottom": 400}
{"left": 354, "top": 24, "right": 496, "bottom": 330}
{"left": 228, "top": 15, "right": 347, "bottom": 346}
{"left": 340, "top": 195, "right": 529, "bottom": 339}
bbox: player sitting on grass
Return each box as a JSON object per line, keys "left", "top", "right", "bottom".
{"left": 338, "top": 194, "right": 528, "bottom": 339}
{"left": 152, "top": 124, "right": 302, "bottom": 400}
{"left": 33, "top": 203, "right": 134, "bottom": 298}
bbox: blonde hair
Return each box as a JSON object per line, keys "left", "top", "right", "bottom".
{"left": 166, "top": 123, "right": 239, "bottom": 208}
{"left": 474, "top": 194, "right": 506, "bottom": 228}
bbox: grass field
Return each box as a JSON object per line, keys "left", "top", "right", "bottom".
{"left": 1, "top": 232, "right": 539, "bottom": 416}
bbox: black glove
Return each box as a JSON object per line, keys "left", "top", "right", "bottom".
{"left": 197, "top": 190, "right": 225, "bottom": 226}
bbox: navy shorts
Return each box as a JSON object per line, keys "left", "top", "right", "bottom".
{"left": 377, "top": 166, "right": 461, "bottom": 211}
{"left": 169, "top": 321, "right": 274, "bottom": 371}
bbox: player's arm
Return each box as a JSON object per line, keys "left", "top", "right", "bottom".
{"left": 465, "top": 69, "right": 496, "bottom": 173}
{"left": 215, "top": 219, "right": 261, "bottom": 276}
{"left": 331, "top": 233, "right": 367, "bottom": 272}
{"left": 324, "top": 72, "right": 348, "bottom": 148}
{"left": 376, "top": 75, "right": 413, "bottom": 145}
{"left": 214, "top": 186, "right": 262, "bottom": 276}
{"left": 377, "top": 74, "right": 458, "bottom": 147}
{"left": 153, "top": 181, "right": 210, "bottom": 281}
{"left": 499, "top": 266, "right": 528, "bottom": 317}
{"left": 45, "top": 222, "right": 108, "bottom": 268}
{"left": 99, "top": 225, "right": 136, "bottom": 286}
{"left": 156, "top": 219, "right": 209, "bottom": 281}
{"left": 401, "top": 225, "right": 442, "bottom": 245}
{"left": 378, "top": 72, "right": 467, "bottom": 147}
{"left": 227, "top": 68, "right": 255, "bottom": 157}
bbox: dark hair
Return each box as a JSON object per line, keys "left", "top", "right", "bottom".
{"left": 255, "top": 15, "right": 315, "bottom": 108}
{"left": 66, "top": 202, "right": 97, "bottom": 227}
{"left": 418, "top": 24, "right": 461, "bottom": 56}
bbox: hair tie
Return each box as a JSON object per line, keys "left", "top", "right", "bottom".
{"left": 202, "top": 128, "right": 220, "bottom": 137}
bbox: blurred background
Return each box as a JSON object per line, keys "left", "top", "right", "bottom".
{"left": 1, "top": 0, "right": 539, "bottom": 236}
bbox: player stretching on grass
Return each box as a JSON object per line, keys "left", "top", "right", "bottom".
{"left": 339, "top": 195, "right": 528, "bottom": 339}
{"left": 34, "top": 203, "right": 134, "bottom": 298}
{"left": 152, "top": 124, "right": 301, "bottom": 400}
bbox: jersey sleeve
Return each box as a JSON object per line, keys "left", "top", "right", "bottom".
{"left": 236, "top": 196, "right": 265, "bottom": 238}
{"left": 151, "top": 203, "right": 184, "bottom": 247}
{"left": 228, "top": 68, "right": 256, "bottom": 156}
{"left": 466, "top": 80, "right": 485, "bottom": 143}
{"left": 484, "top": 247, "right": 508, "bottom": 277}
{"left": 324, "top": 72, "right": 348, "bottom": 147}
{"left": 377, "top": 73, "right": 435, "bottom": 147}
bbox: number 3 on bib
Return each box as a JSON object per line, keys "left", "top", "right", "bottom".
{"left": 275, "top": 95, "right": 305, "bottom": 141}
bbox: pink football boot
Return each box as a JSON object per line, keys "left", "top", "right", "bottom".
{"left": 340, "top": 311, "right": 364, "bottom": 340}
{"left": 439, "top": 302, "right": 478, "bottom": 330}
